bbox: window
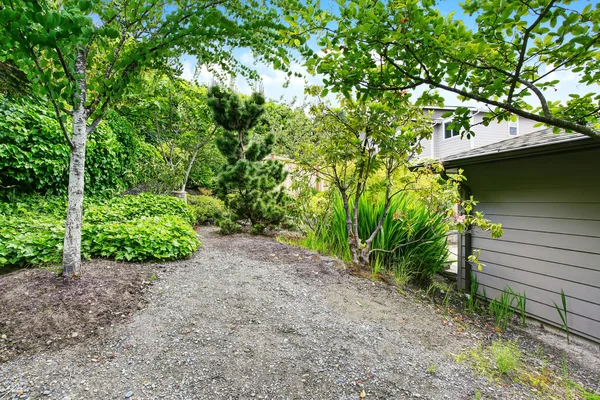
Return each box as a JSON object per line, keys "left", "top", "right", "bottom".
{"left": 508, "top": 116, "right": 519, "bottom": 136}
{"left": 444, "top": 122, "right": 460, "bottom": 139}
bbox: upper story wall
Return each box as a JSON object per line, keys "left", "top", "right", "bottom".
{"left": 417, "top": 109, "right": 540, "bottom": 160}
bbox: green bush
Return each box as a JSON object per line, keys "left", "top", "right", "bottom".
{"left": 131, "top": 140, "right": 183, "bottom": 194}
{"left": 187, "top": 195, "right": 225, "bottom": 225}
{"left": 217, "top": 218, "right": 242, "bottom": 235}
{"left": 306, "top": 192, "right": 449, "bottom": 283}
{"left": 0, "top": 194, "right": 200, "bottom": 268}
{"left": 87, "top": 216, "right": 199, "bottom": 261}
{"left": 0, "top": 100, "right": 137, "bottom": 197}
{"left": 84, "top": 193, "right": 195, "bottom": 225}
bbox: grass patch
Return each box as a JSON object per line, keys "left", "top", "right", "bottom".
{"left": 456, "top": 339, "right": 599, "bottom": 399}
{"left": 490, "top": 339, "right": 521, "bottom": 375}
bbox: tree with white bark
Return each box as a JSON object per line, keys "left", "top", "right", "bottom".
{"left": 0, "top": 0, "right": 302, "bottom": 277}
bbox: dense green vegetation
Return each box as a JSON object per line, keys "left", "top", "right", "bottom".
{"left": 208, "top": 86, "right": 289, "bottom": 232}
{"left": 0, "top": 101, "right": 138, "bottom": 196}
{"left": 303, "top": 192, "right": 449, "bottom": 284}
{"left": 188, "top": 195, "right": 226, "bottom": 225}
{"left": 0, "top": 194, "right": 200, "bottom": 268}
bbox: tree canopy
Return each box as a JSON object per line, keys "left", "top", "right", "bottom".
{"left": 0, "top": 0, "right": 305, "bottom": 276}
{"left": 299, "top": 0, "right": 600, "bottom": 139}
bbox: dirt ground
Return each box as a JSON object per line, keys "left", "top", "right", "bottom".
{"left": 0, "top": 227, "right": 598, "bottom": 399}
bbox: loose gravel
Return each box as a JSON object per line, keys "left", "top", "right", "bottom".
{"left": 1, "top": 227, "right": 598, "bottom": 399}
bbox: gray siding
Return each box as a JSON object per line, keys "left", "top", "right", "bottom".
{"left": 417, "top": 109, "right": 540, "bottom": 160}
{"left": 457, "top": 148, "right": 600, "bottom": 342}
{"left": 519, "top": 117, "right": 543, "bottom": 134}
{"left": 435, "top": 124, "right": 472, "bottom": 159}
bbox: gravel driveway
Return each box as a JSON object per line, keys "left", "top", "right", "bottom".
{"left": 0, "top": 227, "right": 594, "bottom": 399}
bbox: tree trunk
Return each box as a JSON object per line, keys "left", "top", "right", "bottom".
{"left": 341, "top": 193, "right": 360, "bottom": 265}
{"left": 63, "top": 50, "right": 88, "bottom": 278}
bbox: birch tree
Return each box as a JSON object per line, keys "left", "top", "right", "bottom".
{"left": 0, "top": 0, "right": 301, "bottom": 277}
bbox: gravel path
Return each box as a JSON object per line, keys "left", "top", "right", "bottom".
{"left": 0, "top": 228, "right": 593, "bottom": 399}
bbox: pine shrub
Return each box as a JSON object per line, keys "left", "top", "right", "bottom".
{"left": 207, "top": 86, "right": 288, "bottom": 229}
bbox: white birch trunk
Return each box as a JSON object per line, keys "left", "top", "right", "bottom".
{"left": 63, "top": 50, "right": 88, "bottom": 277}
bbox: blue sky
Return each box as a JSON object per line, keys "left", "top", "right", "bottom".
{"left": 180, "top": 0, "right": 598, "bottom": 108}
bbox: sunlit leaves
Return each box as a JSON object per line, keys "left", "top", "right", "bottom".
{"left": 297, "top": 0, "right": 600, "bottom": 138}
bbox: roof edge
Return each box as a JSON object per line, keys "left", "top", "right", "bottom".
{"left": 442, "top": 136, "right": 598, "bottom": 168}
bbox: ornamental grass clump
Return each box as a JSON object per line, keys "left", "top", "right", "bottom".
{"left": 308, "top": 192, "right": 449, "bottom": 284}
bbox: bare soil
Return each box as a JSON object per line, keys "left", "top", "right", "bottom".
{"left": 0, "top": 260, "right": 157, "bottom": 362}
{"left": 0, "top": 227, "right": 598, "bottom": 400}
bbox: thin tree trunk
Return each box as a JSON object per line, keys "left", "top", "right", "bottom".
{"left": 63, "top": 49, "right": 88, "bottom": 278}
{"left": 341, "top": 190, "right": 358, "bottom": 264}
{"left": 181, "top": 127, "right": 216, "bottom": 191}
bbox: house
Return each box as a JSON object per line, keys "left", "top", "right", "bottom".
{"left": 442, "top": 128, "right": 600, "bottom": 343}
{"left": 418, "top": 106, "right": 540, "bottom": 159}
{"left": 267, "top": 153, "right": 325, "bottom": 193}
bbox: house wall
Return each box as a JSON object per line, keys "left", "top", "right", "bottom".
{"left": 417, "top": 110, "right": 540, "bottom": 160}
{"left": 457, "top": 147, "right": 600, "bottom": 343}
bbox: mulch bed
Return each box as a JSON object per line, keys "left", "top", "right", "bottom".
{"left": 0, "top": 260, "right": 157, "bottom": 362}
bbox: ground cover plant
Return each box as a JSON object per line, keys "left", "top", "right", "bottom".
{"left": 0, "top": 194, "right": 200, "bottom": 269}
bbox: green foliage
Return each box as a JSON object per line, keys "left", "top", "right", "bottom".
{"left": 0, "top": 60, "right": 29, "bottom": 96}
{"left": 307, "top": 191, "right": 449, "bottom": 284}
{"left": 456, "top": 339, "right": 521, "bottom": 380}
{"left": 208, "top": 86, "right": 289, "bottom": 228}
{"left": 187, "top": 195, "right": 225, "bottom": 225}
{"left": 0, "top": 194, "right": 199, "bottom": 268}
{"left": 489, "top": 286, "right": 518, "bottom": 330}
{"left": 85, "top": 193, "right": 195, "bottom": 225}
{"left": 87, "top": 216, "right": 198, "bottom": 261}
{"left": 217, "top": 218, "right": 242, "bottom": 235}
{"left": 255, "top": 100, "right": 313, "bottom": 157}
{"left": 553, "top": 288, "right": 570, "bottom": 344}
{"left": 129, "top": 141, "right": 181, "bottom": 194}
{"left": 516, "top": 290, "right": 527, "bottom": 328}
{"left": 299, "top": 0, "right": 600, "bottom": 139}
{"left": 467, "top": 272, "right": 480, "bottom": 314}
{"left": 119, "top": 76, "right": 221, "bottom": 192}
{"left": 0, "top": 214, "right": 65, "bottom": 267}
{"left": 0, "top": 100, "right": 135, "bottom": 197}
{"left": 491, "top": 339, "right": 522, "bottom": 375}
{"left": 486, "top": 285, "right": 527, "bottom": 330}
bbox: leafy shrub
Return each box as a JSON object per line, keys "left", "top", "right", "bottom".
{"left": 0, "top": 214, "right": 65, "bottom": 267}
{"left": 306, "top": 191, "right": 449, "bottom": 283}
{"left": 0, "top": 194, "right": 67, "bottom": 218}
{"left": 87, "top": 216, "right": 199, "bottom": 261}
{"left": 0, "top": 194, "right": 199, "bottom": 268}
{"left": 84, "top": 193, "right": 195, "bottom": 225}
{"left": 128, "top": 141, "right": 182, "bottom": 194}
{"left": 0, "top": 100, "right": 136, "bottom": 197}
{"left": 187, "top": 195, "right": 225, "bottom": 225}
